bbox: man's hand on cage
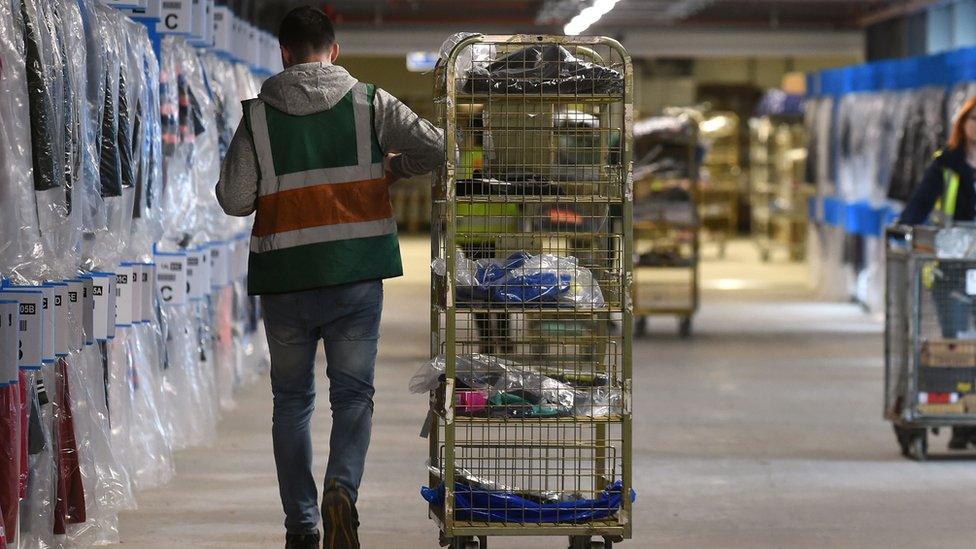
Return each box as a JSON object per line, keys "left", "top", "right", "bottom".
{"left": 384, "top": 153, "right": 401, "bottom": 185}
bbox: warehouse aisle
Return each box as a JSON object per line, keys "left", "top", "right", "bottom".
{"left": 117, "top": 238, "right": 976, "bottom": 548}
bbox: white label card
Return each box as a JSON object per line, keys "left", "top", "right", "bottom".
{"left": 47, "top": 283, "right": 69, "bottom": 357}
{"left": 158, "top": 0, "right": 193, "bottom": 34}
{"left": 39, "top": 286, "right": 55, "bottom": 362}
{"left": 210, "top": 243, "right": 228, "bottom": 289}
{"left": 187, "top": 249, "right": 212, "bottom": 301}
{"left": 0, "top": 301, "right": 17, "bottom": 383}
{"left": 142, "top": 264, "right": 155, "bottom": 322}
{"left": 0, "top": 291, "right": 43, "bottom": 369}
{"left": 156, "top": 254, "right": 188, "bottom": 306}
{"left": 91, "top": 275, "right": 113, "bottom": 340}
{"left": 116, "top": 265, "right": 135, "bottom": 326}
{"left": 967, "top": 270, "right": 976, "bottom": 296}
{"left": 131, "top": 264, "right": 144, "bottom": 325}
{"left": 80, "top": 278, "right": 95, "bottom": 345}
{"left": 66, "top": 280, "right": 84, "bottom": 352}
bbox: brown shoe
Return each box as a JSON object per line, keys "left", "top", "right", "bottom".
{"left": 321, "top": 480, "right": 360, "bottom": 549}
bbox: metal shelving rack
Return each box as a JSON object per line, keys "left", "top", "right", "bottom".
{"left": 427, "top": 34, "right": 633, "bottom": 549}
{"left": 748, "top": 115, "right": 809, "bottom": 262}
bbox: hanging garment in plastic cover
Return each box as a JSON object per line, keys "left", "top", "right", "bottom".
{"left": 2, "top": 0, "right": 83, "bottom": 285}
{"left": 888, "top": 87, "right": 948, "bottom": 202}
{"left": 81, "top": 4, "right": 133, "bottom": 270}
{"left": 186, "top": 45, "right": 222, "bottom": 245}
{"left": 19, "top": 370, "right": 57, "bottom": 548}
{"left": 0, "top": 0, "right": 37, "bottom": 283}
{"left": 123, "top": 18, "right": 165, "bottom": 261}
{"left": 835, "top": 93, "right": 887, "bottom": 205}
{"left": 200, "top": 52, "right": 250, "bottom": 239}
{"left": 158, "top": 37, "right": 200, "bottom": 244}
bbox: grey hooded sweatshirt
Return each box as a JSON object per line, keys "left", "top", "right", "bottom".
{"left": 216, "top": 62, "right": 444, "bottom": 216}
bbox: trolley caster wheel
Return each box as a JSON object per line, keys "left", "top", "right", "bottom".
{"left": 569, "top": 536, "right": 612, "bottom": 549}
{"left": 894, "top": 425, "right": 927, "bottom": 460}
{"left": 449, "top": 535, "right": 483, "bottom": 549}
{"left": 909, "top": 433, "right": 928, "bottom": 461}
{"left": 678, "top": 317, "right": 692, "bottom": 338}
{"left": 635, "top": 316, "right": 648, "bottom": 337}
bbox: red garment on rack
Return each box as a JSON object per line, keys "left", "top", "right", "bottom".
{"left": 19, "top": 370, "right": 29, "bottom": 499}
{"left": 0, "top": 501, "right": 6, "bottom": 549}
{"left": 53, "top": 357, "right": 86, "bottom": 535}
{"left": 0, "top": 383, "right": 19, "bottom": 541}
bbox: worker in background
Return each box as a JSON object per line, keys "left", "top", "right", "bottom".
{"left": 215, "top": 6, "right": 443, "bottom": 549}
{"left": 899, "top": 96, "right": 976, "bottom": 451}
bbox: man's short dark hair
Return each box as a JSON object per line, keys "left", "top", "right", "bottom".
{"left": 278, "top": 6, "right": 336, "bottom": 59}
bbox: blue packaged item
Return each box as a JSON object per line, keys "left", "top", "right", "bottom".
{"left": 421, "top": 480, "right": 635, "bottom": 523}
{"left": 492, "top": 272, "right": 572, "bottom": 303}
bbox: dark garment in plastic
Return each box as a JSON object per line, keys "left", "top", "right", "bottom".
{"left": 53, "top": 358, "right": 86, "bottom": 534}
{"left": 21, "top": 0, "right": 59, "bottom": 193}
{"left": 888, "top": 88, "right": 948, "bottom": 201}
{"left": 132, "top": 97, "right": 145, "bottom": 218}
{"left": 455, "top": 177, "right": 563, "bottom": 197}
{"left": 421, "top": 480, "right": 634, "bottom": 523}
{"left": 99, "top": 71, "right": 122, "bottom": 198}
{"left": 0, "top": 385, "right": 18, "bottom": 540}
{"left": 463, "top": 45, "right": 623, "bottom": 95}
{"left": 117, "top": 70, "right": 135, "bottom": 191}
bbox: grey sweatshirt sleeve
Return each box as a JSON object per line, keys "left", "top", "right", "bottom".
{"left": 216, "top": 120, "right": 259, "bottom": 217}
{"left": 372, "top": 88, "right": 445, "bottom": 179}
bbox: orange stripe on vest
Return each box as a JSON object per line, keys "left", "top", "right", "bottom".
{"left": 253, "top": 177, "right": 393, "bottom": 237}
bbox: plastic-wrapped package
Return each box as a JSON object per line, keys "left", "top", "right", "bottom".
{"left": 411, "top": 354, "right": 620, "bottom": 419}
{"left": 434, "top": 252, "right": 606, "bottom": 307}
{"left": 19, "top": 370, "right": 57, "bottom": 549}
{"left": 422, "top": 479, "right": 633, "bottom": 523}
{"left": 429, "top": 465, "right": 581, "bottom": 505}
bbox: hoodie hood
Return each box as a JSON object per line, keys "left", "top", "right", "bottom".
{"left": 258, "top": 62, "right": 358, "bottom": 116}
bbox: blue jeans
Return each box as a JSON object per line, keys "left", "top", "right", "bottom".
{"left": 262, "top": 281, "right": 383, "bottom": 535}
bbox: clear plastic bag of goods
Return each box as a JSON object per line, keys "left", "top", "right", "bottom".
{"left": 935, "top": 227, "right": 976, "bottom": 258}
{"left": 433, "top": 251, "right": 606, "bottom": 308}
{"left": 410, "top": 354, "right": 620, "bottom": 418}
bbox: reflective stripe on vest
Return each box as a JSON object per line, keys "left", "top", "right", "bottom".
{"left": 941, "top": 167, "right": 961, "bottom": 226}
{"left": 247, "top": 83, "right": 393, "bottom": 253}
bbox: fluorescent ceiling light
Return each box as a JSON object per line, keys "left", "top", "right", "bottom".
{"left": 564, "top": 0, "right": 620, "bottom": 36}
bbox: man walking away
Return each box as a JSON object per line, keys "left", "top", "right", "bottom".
{"left": 215, "top": 6, "right": 443, "bottom": 548}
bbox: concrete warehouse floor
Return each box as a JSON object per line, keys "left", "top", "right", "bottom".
{"left": 117, "top": 238, "right": 976, "bottom": 548}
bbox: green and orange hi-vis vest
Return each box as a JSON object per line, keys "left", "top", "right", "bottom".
{"left": 242, "top": 82, "right": 402, "bottom": 295}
